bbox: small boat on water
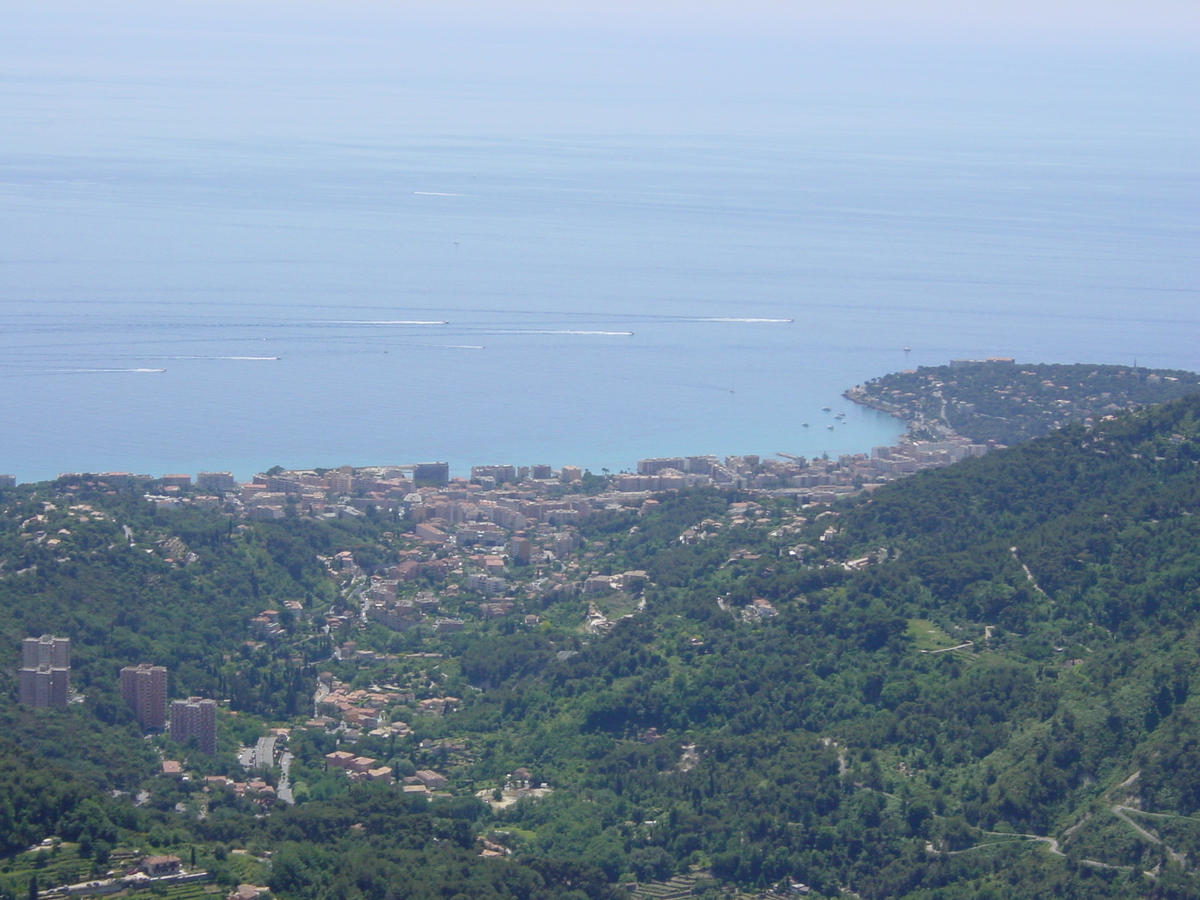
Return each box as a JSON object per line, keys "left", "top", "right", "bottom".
{"left": 801, "top": 423, "right": 809, "bottom": 427}
{"left": 822, "top": 406, "right": 831, "bottom": 412}
{"left": 827, "top": 425, "right": 835, "bottom": 430}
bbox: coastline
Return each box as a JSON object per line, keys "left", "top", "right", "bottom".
{"left": 843, "top": 385, "right": 954, "bottom": 444}
{"left": 842, "top": 386, "right": 917, "bottom": 436}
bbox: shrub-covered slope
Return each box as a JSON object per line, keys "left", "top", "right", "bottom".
{"left": 448, "top": 394, "right": 1200, "bottom": 899}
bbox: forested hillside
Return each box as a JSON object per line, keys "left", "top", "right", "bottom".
{"left": 7, "top": 395, "right": 1200, "bottom": 899}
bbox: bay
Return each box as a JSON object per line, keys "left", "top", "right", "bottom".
{"left": 0, "top": 4, "right": 1196, "bottom": 481}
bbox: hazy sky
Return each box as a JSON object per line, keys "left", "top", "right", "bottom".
{"left": 5, "top": 0, "right": 1197, "bottom": 146}
{"left": 9, "top": 0, "right": 1199, "bottom": 40}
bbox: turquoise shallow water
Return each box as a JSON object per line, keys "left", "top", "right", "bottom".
{"left": 0, "top": 6, "right": 1196, "bottom": 481}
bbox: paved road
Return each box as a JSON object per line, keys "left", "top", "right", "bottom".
{"left": 255, "top": 735, "right": 277, "bottom": 768}
{"left": 313, "top": 681, "right": 331, "bottom": 717}
{"left": 239, "top": 735, "right": 277, "bottom": 770}
{"left": 276, "top": 752, "right": 295, "bottom": 804}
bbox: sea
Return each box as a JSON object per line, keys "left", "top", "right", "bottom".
{"left": 1, "top": 4, "right": 1197, "bottom": 483}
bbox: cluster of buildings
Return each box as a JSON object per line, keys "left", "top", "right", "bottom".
{"left": 313, "top": 675, "right": 418, "bottom": 735}
{"left": 350, "top": 536, "right": 625, "bottom": 637}
{"left": 16, "top": 438, "right": 995, "bottom": 706}
{"left": 17, "top": 643, "right": 218, "bottom": 757}
{"left": 249, "top": 602, "right": 303, "bottom": 640}
{"left": 777, "top": 438, "right": 996, "bottom": 493}
{"left": 144, "top": 464, "right": 454, "bottom": 521}
{"left": 364, "top": 587, "right": 442, "bottom": 632}
{"left": 866, "top": 440, "right": 993, "bottom": 474}
{"left": 621, "top": 454, "right": 784, "bottom": 490}
{"left": 141, "top": 461, "right": 605, "bottom": 526}
{"left": 53, "top": 429, "right": 999, "bottom": 530}
{"left": 322, "top": 751, "right": 449, "bottom": 795}
{"left": 323, "top": 750, "right": 399, "bottom": 785}
{"left": 201, "top": 773, "right": 276, "bottom": 801}
{"left": 17, "top": 443, "right": 991, "bottom": 703}
{"left": 310, "top": 671, "right": 461, "bottom": 732}
{"left": 119, "top": 662, "right": 217, "bottom": 754}
{"left": 625, "top": 442, "right": 995, "bottom": 496}
{"left": 469, "top": 463, "right": 578, "bottom": 486}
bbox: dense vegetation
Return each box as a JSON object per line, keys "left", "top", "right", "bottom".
{"left": 8, "top": 391, "right": 1200, "bottom": 898}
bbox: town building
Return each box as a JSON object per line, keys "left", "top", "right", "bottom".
{"left": 19, "top": 634, "right": 70, "bottom": 707}
{"left": 412, "top": 462, "right": 449, "bottom": 488}
{"left": 170, "top": 697, "right": 217, "bottom": 755}
{"left": 121, "top": 664, "right": 168, "bottom": 729}
{"left": 265, "top": 474, "right": 303, "bottom": 494}
{"left": 366, "top": 598, "right": 422, "bottom": 631}
{"left": 414, "top": 522, "right": 448, "bottom": 544}
{"left": 196, "top": 471, "right": 237, "bottom": 492}
{"left": 949, "top": 357, "right": 1015, "bottom": 368}
{"left": 510, "top": 536, "right": 532, "bottom": 565}
{"left": 326, "top": 471, "right": 354, "bottom": 493}
{"left": 637, "top": 457, "right": 686, "bottom": 475}
{"left": 23, "top": 634, "right": 69, "bottom": 669}
{"left": 141, "top": 856, "right": 182, "bottom": 877}
{"left": 19, "top": 667, "right": 69, "bottom": 708}
{"left": 471, "top": 464, "right": 516, "bottom": 484}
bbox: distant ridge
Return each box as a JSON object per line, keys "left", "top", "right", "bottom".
{"left": 846, "top": 361, "right": 1200, "bottom": 445}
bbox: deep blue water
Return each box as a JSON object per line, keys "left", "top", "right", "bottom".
{"left": 1, "top": 5, "right": 1196, "bottom": 481}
